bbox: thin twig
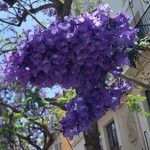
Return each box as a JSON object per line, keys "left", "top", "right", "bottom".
{"left": 66, "top": 137, "right": 73, "bottom": 150}
{"left": 0, "top": 49, "right": 16, "bottom": 55}
{"left": 16, "top": 0, "right": 47, "bottom": 29}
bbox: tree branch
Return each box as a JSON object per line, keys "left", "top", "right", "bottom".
{"left": 0, "top": 2, "right": 55, "bottom": 27}
{"left": 0, "top": 49, "right": 16, "bottom": 55}
{"left": 16, "top": 133, "right": 42, "bottom": 150}
{"left": 1, "top": 0, "right": 73, "bottom": 27}
{"left": 3, "top": 0, "right": 16, "bottom": 6}
{"left": 51, "top": 0, "right": 63, "bottom": 16}
{"left": 16, "top": 0, "right": 47, "bottom": 29}
{"left": 61, "top": 0, "right": 73, "bottom": 18}
{"left": 29, "top": 119, "right": 54, "bottom": 150}
{"left": 0, "top": 18, "right": 19, "bottom": 26}
{"left": 45, "top": 98, "right": 66, "bottom": 110}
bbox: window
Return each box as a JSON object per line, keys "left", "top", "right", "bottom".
{"left": 135, "top": 6, "right": 150, "bottom": 37}
{"left": 145, "top": 90, "right": 150, "bottom": 110}
{"left": 99, "top": 133, "right": 103, "bottom": 150}
{"left": 106, "top": 120, "right": 119, "bottom": 150}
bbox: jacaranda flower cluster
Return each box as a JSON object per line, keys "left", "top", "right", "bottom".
{"left": 4, "top": 4, "right": 137, "bottom": 139}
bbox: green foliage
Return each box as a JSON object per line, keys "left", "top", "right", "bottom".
{"left": 0, "top": 85, "right": 60, "bottom": 149}
{"left": 58, "top": 88, "right": 76, "bottom": 105}
{"left": 14, "top": 112, "right": 24, "bottom": 120}
{"left": 53, "top": 88, "right": 76, "bottom": 119}
{"left": 127, "top": 94, "right": 150, "bottom": 116}
{"left": 73, "top": 0, "right": 102, "bottom": 15}
{"left": 24, "top": 86, "right": 45, "bottom": 112}
{"left": 53, "top": 108, "right": 65, "bottom": 119}
{"left": 73, "top": 0, "right": 84, "bottom": 15}
{"left": 138, "top": 36, "right": 150, "bottom": 50}
{"left": 127, "top": 94, "right": 146, "bottom": 112}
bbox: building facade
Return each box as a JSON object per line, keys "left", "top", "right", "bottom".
{"left": 72, "top": 0, "right": 150, "bottom": 150}
{"left": 72, "top": 52, "right": 150, "bottom": 150}
{"left": 49, "top": 134, "right": 72, "bottom": 150}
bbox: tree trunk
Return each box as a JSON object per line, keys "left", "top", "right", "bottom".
{"left": 84, "top": 122, "right": 101, "bottom": 150}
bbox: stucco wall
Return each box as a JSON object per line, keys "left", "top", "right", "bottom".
{"left": 73, "top": 138, "right": 85, "bottom": 150}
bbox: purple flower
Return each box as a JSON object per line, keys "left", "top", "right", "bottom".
{"left": 3, "top": 4, "right": 137, "bottom": 139}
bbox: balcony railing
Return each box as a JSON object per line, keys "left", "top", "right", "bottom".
{"left": 136, "top": 5, "right": 150, "bottom": 38}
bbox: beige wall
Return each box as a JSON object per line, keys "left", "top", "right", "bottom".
{"left": 72, "top": 133, "right": 85, "bottom": 150}
{"left": 50, "top": 135, "right": 72, "bottom": 150}
{"left": 97, "top": 49, "right": 150, "bottom": 150}
{"left": 60, "top": 135, "right": 72, "bottom": 150}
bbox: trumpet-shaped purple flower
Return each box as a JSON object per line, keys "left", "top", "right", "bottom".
{"left": 3, "top": 4, "right": 137, "bottom": 138}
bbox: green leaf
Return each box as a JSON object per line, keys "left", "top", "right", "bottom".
{"left": 127, "top": 94, "right": 150, "bottom": 117}
{"left": 14, "top": 112, "right": 23, "bottom": 120}
{"left": 58, "top": 88, "right": 76, "bottom": 105}
{"left": 53, "top": 108, "right": 65, "bottom": 119}
{"left": 142, "top": 112, "right": 150, "bottom": 117}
